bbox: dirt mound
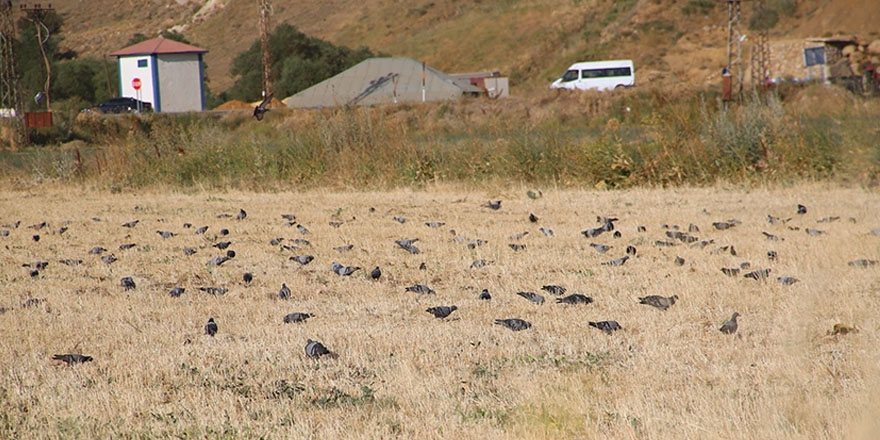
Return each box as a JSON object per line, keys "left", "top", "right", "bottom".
{"left": 215, "top": 100, "right": 251, "bottom": 110}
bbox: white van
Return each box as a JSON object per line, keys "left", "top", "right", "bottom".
{"left": 550, "top": 60, "right": 635, "bottom": 91}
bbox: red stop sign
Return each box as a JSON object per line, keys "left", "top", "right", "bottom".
{"left": 132, "top": 78, "right": 142, "bottom": 90}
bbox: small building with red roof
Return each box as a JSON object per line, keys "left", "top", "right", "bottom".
{"left": 110, "top": 38, "right": 208, "bottom": 112}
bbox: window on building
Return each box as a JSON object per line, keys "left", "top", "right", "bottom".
{"left": 138, "top": 59, "right": 148, "bottom": 68}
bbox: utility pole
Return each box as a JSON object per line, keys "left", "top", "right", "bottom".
{"left": 0, "top": 0, "right": 25, "bottom": 147}
{"left": 20, "top": 2, "right": 53, "bottom": 111}
{"left": 750, "top": 0, "right": 771, "bottom": 90}
{"left": 258, "top": 0, "right": 272, "bottom": 99}
{"left": 725, "top": 0, "right": 744, "bottom": 103}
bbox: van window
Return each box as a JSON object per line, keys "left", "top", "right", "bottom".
{"left": 580, "top": 67, "right": 632, "bottom": 78}
{"left": 561, "top": 70, "right": 579, "bottom": 82}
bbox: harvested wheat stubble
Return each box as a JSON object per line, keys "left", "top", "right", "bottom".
{"left": 0, "top": 185, "right": 879, "bottom": 439}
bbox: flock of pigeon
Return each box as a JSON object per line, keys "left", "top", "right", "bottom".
{"left": 5, "top": 198, "right": 876, "bottom": 366}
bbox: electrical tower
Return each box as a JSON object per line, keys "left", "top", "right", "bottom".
{"left": 258, "top": 0, "right": 272, "bottom": 99}
{"left": 750, "top": 0, "right": 771, "bottom": 90}
{"left": 0, "top": 0, "right": 25, "bottom": 146}
{"left": 725, "top": 0, "right": 744, "bottom": 102}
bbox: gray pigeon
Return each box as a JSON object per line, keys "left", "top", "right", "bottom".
{"left": 478, "top": 289, "right": 492, "bottom": 300}
{"left": 529, "top": 213, "right": 538, "bottom": 223}
{"left": 590, "top": 243, "right": 611, "bottom": 253}
{"left": 195, "top": 226, "right": 208, "bottom": 234}
{"left": 517, "top": 291, "right": 545, "bottom": 305}
{"left": 720, "top": 312, "right": 740, "bottom": 334}
{"left": 290, "top": 255, "right": 315, "bottom": 265}
{"left": 602, "top": 255, "right": 629, "bottom": 266}
{"left": 626, "top": 245, "right": 637, "bottom": 255}
{"left": 589, "top": 320, "right": 622, "bottom": 334}
{"left": 471, "top": 259, "right": 489, "bottom": 268}
{"left": 329, "top": 221, "right": 343, "bottom": 228}
{"left": 333, "top": 244, "right": 354, "bottom": 253}
{"left": 581, "top": 227, "right": 605, "bottom": 238}
{"left": 208, "top": 256, "right": 231, "bottom": 266}
{"left": 89, "top": 246, "right": 107, "bottom": 255}
{"left": 638, "top": 295, "right": 678, "bottom": 310}
{"left": 281, "top": 214, "right": 296, "bottom": 221}
{"left": 59, "top": 259, "right": 82, "bottom": 266}
{"left": 483, "top": 200, "right": 502, "bottom": 210}
{"left": 205, "top": 317, "right": 217, "bottom": 336}
{"left": 296, "top": 224, "right": 310, "bottom": 235}
{"left": 270, "top": 237, "right": 284, "bottom": 246}
{"left": 797, "top": 204, "right": 807, "bottom": 214}
{"left": 510, "top": 231, "right": 529, "bottom": 240}
{"left": 183, "top": 247, "right": 197, "bottom": 256}
{"left": 305, "top": 339, "right": 336, "bottom": 359}
{"left": 539, "top": 227, "right": 554, "bottom": 236}
{"left": 331, "top": 262, "right": 360, "bottom": 276}
{"left": 122, "top": 220, "right": 139, "bottom": 228}
{"left": 169, "top": 287, "right": 185, "bottom": 297}
{"left": 674, "top": 256, "right": 685, "bottom": 266}
{"left": 777, "top": 276, "right": 799, "bottom": 285}
{"left": 396, "top": 239, "right": 421, "bottom": 254}
{"left": 467, "top": 239, "right": 487, "bottom": 249}
{"left": 721, "top": 267, "right": 740, "bottom": 276}
{"left": 425, "top": 221, "right": 445, "bottom": 228}
{"left": 426, "top": 305, "right": 457, "bottom": 319}
{"left": 405, "top": 284, "right": 435, "bottom": 294}
{"left": 712, "top": 222, "right": 735, "bottom": 230}
{"left": 53, "top": 354, "right": 93, "bottom": 365}
{"left": 156, "top": 230, "right": 175, "bottom": 239}
{"left": 393, "top": 216, "right": 407, "bottom": 224}
{"left": 199, "top": 286, "right": 227, "bottom": 295}
{"left": 236, "top": 209, "right": 247, "bottom": 220}
{"left": 370, "top": 266, "right": 381, "bottom": 280}
{"left": 213, "top": 241, "right": 232, "bottom": 250}
{"left": 279, "top": 283, "right": 291, "bottom": 300}
{"left": 541, "top": 285, "right": 566, "bottom": 295}
{"left": 494, "top": 318, "right": 531, "bottom": 331}
{"left": 120, "top": 277, "right": 136, "bottom": 291}
{"left": 253, "top": 93, "right": 272, "bottom": 120}
{"left": 744, "top": 269, "right": 771, "bottom": 280}
{"left": 118, "top": 243, "right": 136, "bottom": 250}
{"left": 509, "top": 243, "right": 526, "bottom": 251}
{"left": 101, "top": 254, "right": 118, "bottom": 265}
{"left": 762, "top": 232, "right": 783, "bottom": 241}
{"left": 848, "top": 259, "right": 878, "bottom": 268}
{"left": 767, "top": 250, "right": 778, "bottom": 261}
{"left": 805, "top": 228, "right": 825, "bottom": 236}
{"left": 556, "top": 294, "right": 593, "bottom": 304}
{"left": 243, "top": 273, "right": 253, "bottom": 284}
{"left": 283, "top": 312, "right": 313, "bottom": 324}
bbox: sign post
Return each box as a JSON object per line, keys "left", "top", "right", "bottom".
{"left": 132, "top": 77, "right": 142, "bottom": 112}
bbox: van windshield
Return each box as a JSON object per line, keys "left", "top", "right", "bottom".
{"left": 561, "top": 70, "right": 579, "bottom": 82}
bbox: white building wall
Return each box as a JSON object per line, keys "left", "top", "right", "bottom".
{"left": 118, "top": 55, "right": 156, "bottom": 108}
{"left": 156, "top": 53, "right": 204, "bottom": 112}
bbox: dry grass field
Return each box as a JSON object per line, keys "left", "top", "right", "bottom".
{"left": 1, "top": 184, "right": 879, "bottom": 439}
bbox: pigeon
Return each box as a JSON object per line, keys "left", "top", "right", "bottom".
{"left": 517, "top": 291, "right": 545, "bottom": 305}
{"left": 183, "top": 223, "right": 192, "bottom": 228}
{"left": 674, "top": 256, "right": 685, "bottom": 266}
{"left": 328, "top": 221, "right": 343, "bottom": 228}
{"left": 0, "top": 230, "right": 8, "bottom": 236}
{"left": 195, "top": 226, "right": 208, "bottom": 235}
{"left": 471, "top": 259, "right": 489, "bottom": 268}
{"left": 626, "top": 245, "right": 637, "bottom": 255}
{"left": 805, "top": 228, "right": 825, "bottom": 236}
{"left": 425, "top": 221, "right": 445, "bottom": 228}
{"left": 292, "top": 238, "right": 310, "bottom": 246}
{"left": 333, "top": 244, "right": 354, "bottom": 253}
{"left": 253, "top": 93, "right": 272, "bottom": 121}
{"left": 720, "top": 312, "right": 740, "bottom": 334}
{"left": 199, "top": 286, "right": 227, "bottom": 295}
{"left": 101, "top": 255, "right": 118, "bottom": 265}
{"left": 478, "top": 289, "right": 492, "bottom": 300}
{"left": 296, "top": 225, "right": 310, "bottom": 235}
{"left": 556, "top": 294, "right": 593, "bottom": 304}
{"left": 208, "top": 256, "right": 231, "bottom": 266}
{"left": 29, "top": 269, "right": 39, "bottom": 277}
{"left": 393, "top": 216, "right": 407, "bottom": 224}
{"left": 426, "top": 305, "right": 457, "bottom": 319}
{"left": 212, "top": 241, "right": 232, "bottom": 250}
{"left": 467, "top": 239, "right": 487, "bottom": 249}
{"left": 526, "top": 190, "right": 542, "bottom": 199}
{"left": 395, "top": 239, "right": 420, "bottom": 254}
{"left": 59, "top": 259, "right": 82, "bottom": 266}
{"left": 713, "top": 222, "right": 735, "bottom": 230}
{"left": 590, "top": 243, "right": 611, "bottom": 253}
{"left": 122, "top": 220, "right": 139, "bottom": 228}
{"left": 767, "top": 250, "right": 778, "bottom": 261}
{"left": 602, "top": 255, "right": 629, "bottom": 266}
{"left": 638, "top": 295, "right": 678, "bottom": 311}
{"left": 637, "top": 226, "right": 647, "bottom": 232}
{"left": 539, "top": 227, "right": 554, "bottom": 236}
{"left": 120, "top": 277, "right": 136, "bottom": 291}
{"left": 305, "top": 339, "right": 336, "bottom": 359}
{"left": 797, "top": 204, "right": 807, "bottom": 215}
{"left": 331, "top": 263, "right": 360, "bottom": 276}
{"left": 156, "top": 230, "right": 175, "bottom": 239}
{"left": 52, "top": 354, "right": 93, "bottom": 365}
{"left": 688, "top": 224, "right": 700, "bottom": 233}
{"left": 169, "top": 287, "right": 185, "bottom": 297}
{"left": 287, "top": 254, "right": 314, "bottom": 266}
{"left": 236, "top": 209, "right": 247, "bottom": 220}
{"left": 405, "top": 284, "right": 435, "bottom": 295}
{"left": 269, "top": 237, "right": 284, "bottom": 246}
{"left": 243, "top": 272, "right": 253, "bottom": 284}
{"left": 483, "top": 200, "right": 502, "bottom": 210}
{"left": 817, "top": 216, "right": 840, "bottom": 223}
{"left": 589, "top": 320, "right": 622, "bottom": 334}
{"left": 510, "top": 231, "right": 529, "bottom": 240}
{"left": 529, "top": 213, "right": 539, "bottom": 223}
{"left": 29, "top": 222, "right": 47, "bottom": 230}
{"left": 494, "top": 318, "right": 531, "bottom": 331}
{"left": 581, "top": 227, "right": 605, "bottom": 238}
{"left": 283, "top": 312, "right": 313, "bottom": 324}
{"left": 23, "top": 261, "right": 48, "bottom": 270}
{"left": 118, "top": 243, "right": 136, "bottom": 250}
{"left": 205, "top": 317, "right": 218, "bottom": 336}
{"left": 89, "top": 246, "right": 107, "bottom": 255}
{"left": 183, "top": 247, "right": 197, "bottom": 256}
{"left": 777, "top": 276, "right": 799, "bottom": 285}
{"left": 509, "top": 244, "right": 526, "bottom": 251}
{"left": 281, "top": 214, "right": 296, "bottom": 221}
{"left": 541, "top": 285, "right": 566, "bottom": 295}
{"left": 655, "top": 240, "right": 676, "bottom": 247}
{"left": 370, "top": 266, "right": 381, "bottom": 280}
{"left": 848, "top": 259, "right": 878, "bottom": 268}
{"left": 828, "top": 323, "right": 859, "bottom": 336}
{"left": 279, "top": 283, "right": 291, "bottom": 300}
{"left": 744, "top": 269, "right": 771, "bottom": 280}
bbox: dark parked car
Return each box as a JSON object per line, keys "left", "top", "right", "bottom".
{"left": 96, "top": 97, "right": 152, "bottom": 114}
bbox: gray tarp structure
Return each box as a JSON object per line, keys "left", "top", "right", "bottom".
{"left": 284, "top": 57, "right": 482, "bottom": 108}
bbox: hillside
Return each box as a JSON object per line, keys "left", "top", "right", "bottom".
{"left": 48, "top": 0, "right": 880, "bottom": 95}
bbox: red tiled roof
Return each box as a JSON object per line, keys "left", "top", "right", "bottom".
{"left": 110, "top": 38, "right": 208, "bottom": 56}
